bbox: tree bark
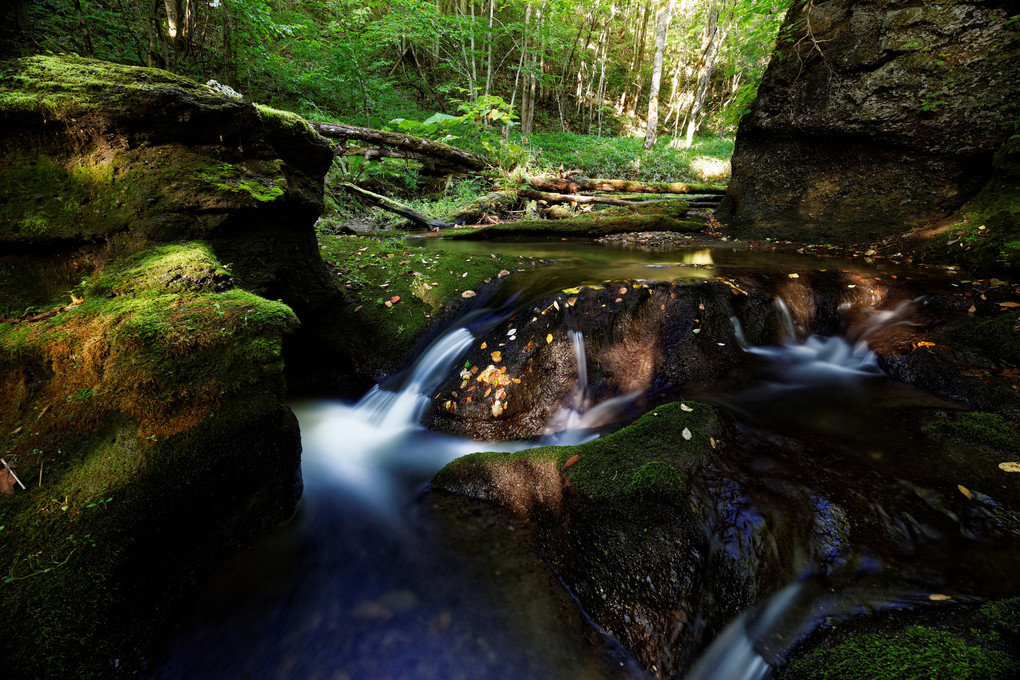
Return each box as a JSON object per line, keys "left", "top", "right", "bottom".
{"left": 528, "top": 177, "right": 726, "bottom": 195}
{"left": 643, "top": 0, "right": 674, "bottom": 150}
{"left": 312, "top": 123, "right": 486, "bottom": 172}
{"left": 72, "top": 0, "right": 95, "bottom": 57}
{"left": 340, "top": 183, "right": 454, "bottom": 231}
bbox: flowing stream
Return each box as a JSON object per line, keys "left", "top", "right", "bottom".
{"left": 149, "top": 240, "right": 1017, "bottom": 679}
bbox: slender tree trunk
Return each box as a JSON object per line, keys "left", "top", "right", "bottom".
{"left": 485, "top": 0, "right": 495, "bottom": 97}
{"left": 684, "top": 6, "right": 721, "bottom": 149}
{"left": 643, "top": 0, "right": 673, "bottom": 150}
{"left": 519, "top": 3, "right": 536, "bottom": 135}
{"left": 623, "top": 0, "right": 652, "bottom": 117}
{"left": 72, "top": 0, "right": 95, "bottom": 57}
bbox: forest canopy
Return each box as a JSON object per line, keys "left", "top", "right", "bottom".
{"left": 1, "top": 0, "right": 792, "bottom": 144}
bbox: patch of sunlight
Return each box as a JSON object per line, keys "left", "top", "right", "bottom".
{"left": 692, "top": 156, "right": 731, "bottom": 182}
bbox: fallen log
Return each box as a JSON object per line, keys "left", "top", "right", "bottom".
{"left": 528, "top": 177, "right": 726, "bottom": 195}
{"left": 520, "top": 189, "right": 691, "bottom": 209}
{"left": 313, "top": 123, "right": 485, "bottom": 172}
{"left": 519, "top": 189, "right": 642, "bottom": 207}
{"left": 340, "top": 182, "right": 453, "bottom": 231}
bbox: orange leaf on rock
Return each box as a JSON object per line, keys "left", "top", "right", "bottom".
{"left": 561, "top": 454, "right": 581, "bottom": 472}
{"left": 491, "top": 351, "right": 502, "bottom": 362}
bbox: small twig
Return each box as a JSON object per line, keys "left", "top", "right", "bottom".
{"left": 1, "top": 458, "right": 26, "bottom": 490}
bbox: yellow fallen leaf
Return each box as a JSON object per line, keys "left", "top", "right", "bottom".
{"left": 999, "top": 301, "right": 1020, "bottom": 308}
{"left": 788, "top": 273, "right": 799, "bottom": 279}
{"left": 491, "top": 400, "right": 504, "bottom": 417}
{"left": 481, "top": 342, "right": 487, "bottom": 349}
{"left": 462, "top": 290, "right": 477, "bottom": 298}
{"left": 546, "top": 334, "right": 553, "bottom": 344}
{"left": 491, "top": 351, "right": 502, "bottom": 362}
{"left": 928, "top": 593, "right": 952, "bottom": 601}
{"left": 958, "top": 484, "right": 971, "bottom": 499}
{"left": 998, "top": 462, "right": 1020, "bottom": 473}
{"left": 562, "top": 287, "right": 582, "bottom": 294}
{"left": 710, "top": 437, "right": 717, "bottom": 449}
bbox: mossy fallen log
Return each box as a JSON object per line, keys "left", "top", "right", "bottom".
{"left": 528, "top": 176, "right": 727, "bottom": 195}
{"left": 443, "top": 213, "right": 707, "bottom": 240}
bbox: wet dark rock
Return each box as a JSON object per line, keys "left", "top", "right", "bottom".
{"left": 428, "top": 280, "right": 776, "bottom": 440}
{"left": 718, "top": 0, "right": 1020, "bottom": 247}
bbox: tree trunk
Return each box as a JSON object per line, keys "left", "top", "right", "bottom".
{"left": 623, "top": 0, "right": 652, "bottom": 117}
{"left": 643, "top": 0, "right": 674, "bottom": 150}
{"left": 519, "top": 3, "right": 536, "bottom": 135}
{"left": 72, "top": 0, "right": 95, "bottom": 57}
{"left": 528, "top": 176, "right": 726, "bottom": 195}
{"left": 683, "top": 6, "right": 721, "bottom": 149}
{"left": 14, "top": 0, "right": 31, "bottom": 32}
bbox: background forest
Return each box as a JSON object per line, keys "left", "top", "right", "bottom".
{"left": 0, "top": 0, "right": 790, "bottom": 150}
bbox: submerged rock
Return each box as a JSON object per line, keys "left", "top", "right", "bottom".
{"left": 0, "top": 55, "right": 338, "bottom": 679}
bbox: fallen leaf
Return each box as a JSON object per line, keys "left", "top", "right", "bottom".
{"left": 546, "top": 334, "right": 553, "bottom": 344}
{"left": 481, "top": 342, "right": 487, "bottom": 349}
{"left": 710, "top": 437, "right": 716, "bottom": 449}
{"left": 999, "top": 301, "right": 1020, "bottom": 308}
{"left": 491, "top": 351, "right": 502, "bottom": 362}
{"left": 562, "top": 287, "right": 582, "bottom": 294}
{"left": 967, "top": 305, "right": 977, "bottom": 314}
{"left": 788, "top": 273, "right": 800, "bottom": 279}
{"left": 390, "top": 296, "right": 400, "bottom": 305}
{"left": 567, "top": 296, "right": 577, "bottom": 307}
{"left": 561, "top": 454, "right": 581, "bottom": 472}
{"left": 682, "top": 427, "right": 692, "bottom": 440}
{"left": 999, "top": 462, "right": 1020, "bottom": 473}
{"left": 498, "top": 270, "right": 511, "bottom": 277}
{"left": 461, "top": 290, "right": 477, "bottom": 298}
{"left": 680, "top": 404, "right": 693, "bottom": 412}
{"left": 354, "top": 305, "right": 362, "bottom": 312}
{"left": 618, "top": 287, "right": 627, "bottom": 295}
{"left": 958, "top": 484, "right": 972, "bottom": 499}
{"left": 928, "top": 593, "right": 952, "bottom": 601}
{"left": 384, "top": 301, "right": 393, "bottom": 308}
{"left": 491, "top": 400, "right": 504, "bottom": 417}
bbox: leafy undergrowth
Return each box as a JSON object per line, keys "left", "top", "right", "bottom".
{"left": 316, "top": 232, "right": 541, "bottom": 365}
{"left": 522, "top": 132, "right": 733, "bottom": 183}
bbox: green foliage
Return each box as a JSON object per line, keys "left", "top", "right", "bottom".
{"left": 525, "top": 132, "right": 732, "bottom": 182}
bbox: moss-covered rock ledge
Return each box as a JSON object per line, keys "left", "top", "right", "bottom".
{"left": 0, "top": 55, "right": 335, "bottom": 678}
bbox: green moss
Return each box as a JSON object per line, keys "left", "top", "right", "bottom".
{"left": 982, "top": 597, "right": 1020, "bottom": 636}
{"left": 921, "top": 411, "right": 1020, "bottom": 452}
{"left": 0, "top": 54, "right": 209, "bottom": 115}
{"left": 316, "top": 233, "right": 535, "bottom": 370}
{"left": 435, "top": 402, "right": 717, "bottom": 506}
{"left": 254, "top": 102, "right": 317, "bottom": 136}
{"left": 781, "top": 625, "right": 1019, "bottom": 680}
{"left": 936, "top": 137, "right": 1020, "bottom": 274}
{"left": 443, "top": 214, "right": 706, "bottom": 240}
{"left": 198, "top": 161, "right": 286, "bottom": 203}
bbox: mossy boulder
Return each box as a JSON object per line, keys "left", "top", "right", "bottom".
{"left": 433, "top": 402, "right": 729, "bottom": 676}
{"left": 0, "top": 55, "right": 339, "bottom": 679}
{"left": 718, "top": 1, "right": 1020, "bottom": 249}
